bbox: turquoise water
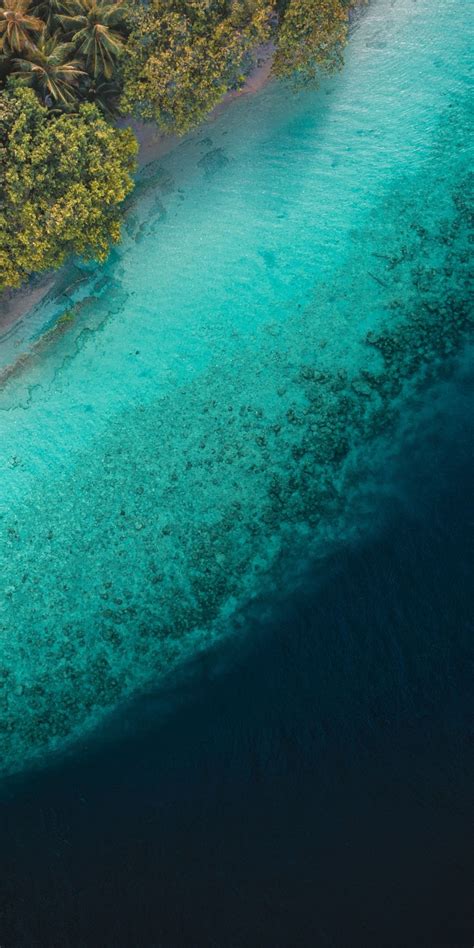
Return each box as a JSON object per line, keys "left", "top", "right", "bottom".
{"left": 0, "top": 0, "right": 472, "bottom": 778}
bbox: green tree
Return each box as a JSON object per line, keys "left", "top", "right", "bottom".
{"left": 120, "top": 0, "right": 273, "bottom": 134}
{"left": 59, "top": 0, "right": 126, "bottom": 79}
{"left": 0, "top": 86, "right": 137, "bottom": 289}
{"left": 0, "top": 0, "right": 44, "bottom": 54}
{"left": 12, "top": 33, "right": 85, "bottom": 105}
{"left": 273, "top": 0, "right": 348, "bottom": 82}
{"left": 32, "top": 0, "right": 69, "bottom": 34}
{"left": 84, "top": 72, "right": 122, "bottom": 115}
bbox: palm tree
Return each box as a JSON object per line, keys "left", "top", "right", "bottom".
{"left": 0, "top": 0, "right": 44, "bottom": 54}
{"left": 13, "top": 33, "right": 85, "bottom": 106}
{"left": 32, "top": 0, "right": 68, "bottom": 33}
{"left": 58, "top": 0, "right": 125, "bottom": 80}
{"left": 85, "top": 73, "right": 121, "bottom": 115}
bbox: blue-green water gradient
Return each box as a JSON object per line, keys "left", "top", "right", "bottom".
{"left": 0, "top": 0, "right": 472, "bottom": 777}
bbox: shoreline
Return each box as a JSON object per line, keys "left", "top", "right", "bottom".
{"left": 123, "top": 42, "right": 276, "bottom": 170}
{"left": 0, "top": 0, "right": 367, "bottom": 336}
{"left": 0, "top": 43, "right": 275, "bottom": 335}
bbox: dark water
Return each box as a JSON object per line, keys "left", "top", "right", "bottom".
{"left": 0, "top": 360, "right": 472, "bottom": 947}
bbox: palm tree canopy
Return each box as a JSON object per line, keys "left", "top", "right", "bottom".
{"left": 13, "top": 33, "right": 85, "bottom": 105}
{"left": 59, "top": 0, "right": 125, "bottom": 78}
{"left": 32, "top": 0, "right": 69, "bottom": 32}
{"left": 0, "top": 0, "right": 44, "bottom": 53}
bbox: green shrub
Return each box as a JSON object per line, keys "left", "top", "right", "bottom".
{"left": 0, "top": 86, "right": 137, "bottom": 289}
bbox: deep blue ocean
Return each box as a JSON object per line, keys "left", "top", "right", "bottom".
{"left": 0, "top": 353, "right": 472, "bottom": 947}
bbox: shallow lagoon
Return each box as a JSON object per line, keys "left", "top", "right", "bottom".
{"left": 0, "top": 0, "right": 472, "bottom": 781}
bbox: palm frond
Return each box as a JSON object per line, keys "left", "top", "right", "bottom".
{"left": 12, "top": 32, "right": 85, "bottom": 105}
{"left": 0, "top": 0, "right": 44, "bottom": 53}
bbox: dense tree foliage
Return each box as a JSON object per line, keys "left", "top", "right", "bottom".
{"left": 273, "top": 0, "right": 348, "bottom": 82}
{"left": 0, "top": 86, "right": 136, "bottom": 289}
{"left": 120, "top": 0, "right": 273, "bottom": 133}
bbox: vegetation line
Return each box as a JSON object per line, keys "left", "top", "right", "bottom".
{"left": 1, "top": 0, "right": 352, "bottom": 294}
